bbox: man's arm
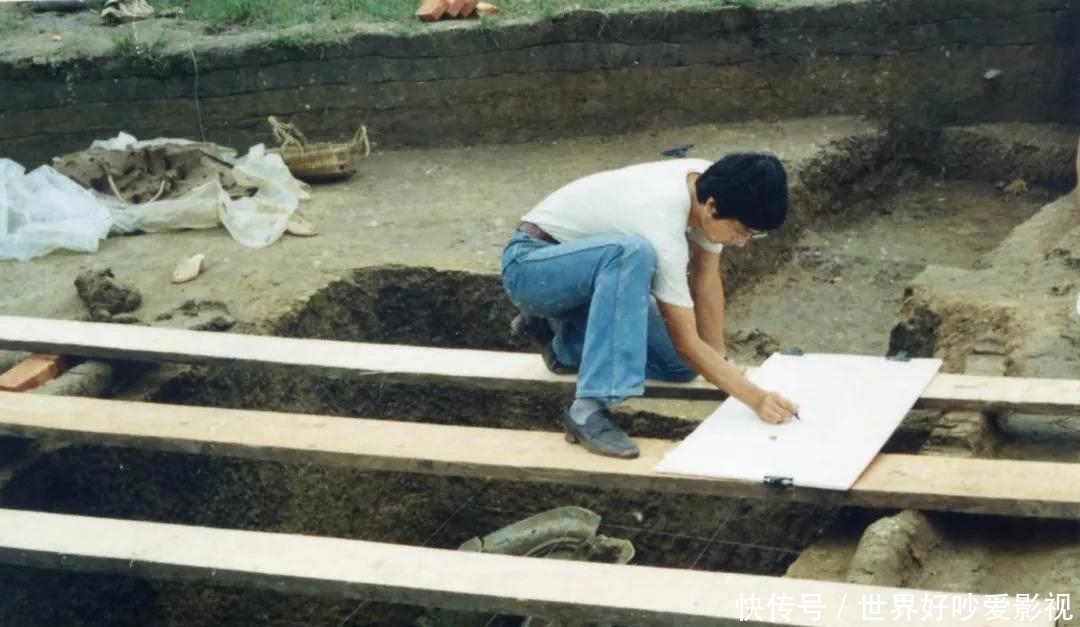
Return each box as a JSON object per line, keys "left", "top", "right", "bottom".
{"left": 657, "top": 300, "right": 797, "bottom": 423}
{"left": 689, "top": 241, "right": 726, "bottom": 356}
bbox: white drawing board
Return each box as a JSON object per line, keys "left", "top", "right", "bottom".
{"left": 654, "top": 352, "right": 943, "bottom": 491}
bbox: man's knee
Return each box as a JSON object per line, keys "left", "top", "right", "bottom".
{"left": 651, "top": 362, "right": 698, "bottom": 383}
{"left": 669, "top": 368, "right": 699, "bottom": 383}
{"left": 616, "top": 235, "right": 658, "bottom": 270}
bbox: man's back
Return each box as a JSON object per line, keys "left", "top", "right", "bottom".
{"left": 522, "top": 158, "right": 713, "bottom": 245}
{"left": 521, "top": 158, "right": 715, "bottom": 308}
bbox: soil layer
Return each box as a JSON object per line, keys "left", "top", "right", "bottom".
{"left": 2, "top": 0, "right": 1079, "bottom": 165}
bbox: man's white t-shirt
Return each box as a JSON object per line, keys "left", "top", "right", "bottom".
{"left": 520, "top": 158, "right": 722, "bottom": 309}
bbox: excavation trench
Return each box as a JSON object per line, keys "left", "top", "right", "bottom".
{"left": 0, "top": 127, "right": 1075, "bottom": 627}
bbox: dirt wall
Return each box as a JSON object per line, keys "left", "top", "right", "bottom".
{"left": 2, "top": 0, "right": 1078, "bottom": 166}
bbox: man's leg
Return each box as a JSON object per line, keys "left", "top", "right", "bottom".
{"left": 545, "top": 297, "right": 697, "bottom": 384}
{"left": 644, "top": 296, "right": 699, "bottom": 382}
{"left": 502, "top": 233, "right": 657, "bottom": 458}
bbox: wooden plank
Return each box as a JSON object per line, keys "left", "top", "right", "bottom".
{"left": 2, "top": 391, "right": 1079, "bottom": 519}
{"left": 0, "top": 315, "right": 1076, "bottom": 414}
{"left": 0, "top": 508, "right": 1051, "bottom": 627}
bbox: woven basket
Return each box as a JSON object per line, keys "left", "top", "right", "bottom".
{"left": 268, "top": 116, "right": 370, "bottom": 183}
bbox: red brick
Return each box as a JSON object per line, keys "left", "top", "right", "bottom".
{"left": 415, "top": 0, "right": 448, "bottom": 21}
{"left": 0, "top": 354, "right": 68, "bottom": 392}
{"left": 445, "top": 0, "right": 466, "bottom": 17}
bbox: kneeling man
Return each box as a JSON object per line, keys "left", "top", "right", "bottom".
{"left": 501, "top": 153, "right": 799, "bottom": 459}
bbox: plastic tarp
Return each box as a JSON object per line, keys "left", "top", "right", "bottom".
{"left": 1, "top": 135, "right": 311, "bottom": 261}
{"left": 0, "top": 159, "right": 113, "bottom": 262}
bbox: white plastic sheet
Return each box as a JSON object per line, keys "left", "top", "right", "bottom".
{"left": 1, "top": 134, "right": 311, "bottom": 261}
{"left": 0, "top": 159, "right": 113, "bottom": 261}
{"left": 220, "top": 144, "right": 310, "bottom": 248}
{"left": 104, "top": 180, "right": 229, "bottom": 235}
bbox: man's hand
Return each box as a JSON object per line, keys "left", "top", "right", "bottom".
{"left": 753, "top": 390, "right": 799, "bottom": 424}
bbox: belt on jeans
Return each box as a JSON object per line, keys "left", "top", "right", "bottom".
{"left": 517, "top": 221, "right": 559, "bottom": 244}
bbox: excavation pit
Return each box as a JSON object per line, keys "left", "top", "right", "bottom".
{"left": 1, "top": 117, "right": 1076, "bottom": 626}
{"left": 2, "top": 0, "right": 1079, "bottom": 616}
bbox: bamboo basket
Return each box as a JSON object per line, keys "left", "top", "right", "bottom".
{"left": 267, "top": 116, "right": 370, "bottom": 183}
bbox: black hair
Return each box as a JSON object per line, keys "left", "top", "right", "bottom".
{"left": 695, "top": 152, "right": 789, "bottom": 231}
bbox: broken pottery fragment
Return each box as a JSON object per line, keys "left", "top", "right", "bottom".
{"left": 172, "top": 254, "right": 206, "bottom": 284}
{"left": 286, "top": 213, "right": 318, "bottom": 237}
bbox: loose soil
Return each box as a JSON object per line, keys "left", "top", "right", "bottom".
{"left": 726, "top": 168, "right": 1056, "bottom": 360}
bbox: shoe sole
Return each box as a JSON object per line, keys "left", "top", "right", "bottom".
{"left": 564, "top": 429, "right": 639, "bottom": 459}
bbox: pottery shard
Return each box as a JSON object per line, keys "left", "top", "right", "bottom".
{"left": 172, "top": 254, "right": 206, "bottom": 284}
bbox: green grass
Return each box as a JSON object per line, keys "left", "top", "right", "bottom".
{"left": 0, "top": 6, "right": 27, "bottom": 30}
{"left": 110, "top": 28, "right": 171, "bottom": 71}
{"left": 151, "top": 0, "right": 761, "bottom": 30}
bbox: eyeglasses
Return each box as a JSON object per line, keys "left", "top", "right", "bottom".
{"left": 736, "top": 223, "right": 767, "bottom": 241}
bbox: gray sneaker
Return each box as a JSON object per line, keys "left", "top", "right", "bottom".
{"left": 560, "top": 405, "right": 640, "bottom": 459}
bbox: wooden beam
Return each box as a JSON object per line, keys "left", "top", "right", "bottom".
{"left": 0, "top": 508, "right": 1051, "bottom": 627}
{"left": 2, "top": 392, "right": 1079, "bottom": 519}
{"left": 0, "top": 316, "right": 1076, "bottom": 414}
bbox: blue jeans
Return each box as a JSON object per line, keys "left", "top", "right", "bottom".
{"left": 501, "top": 231, "right": 697, "bottom": 404}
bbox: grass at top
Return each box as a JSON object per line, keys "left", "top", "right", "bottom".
{"left": 150, "top": 0, "right": 762, "bottom": 30}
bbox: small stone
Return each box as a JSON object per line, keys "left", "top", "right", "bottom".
{"left": 1002, "top": 178, "right": 1028, "bottom": 196}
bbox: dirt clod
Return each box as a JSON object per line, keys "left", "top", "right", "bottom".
{"left": 165, "top": 300, "right": 236, "bottom": 331}
{"left": 728, "top": 328, "right": 780, "bottom": 359}
{"left": 53, "top": 142, "right": 245, "bottom": 205}
{"left": 847, "top": 510, "right": 942, "bottom": 587}
{"left": 74, "top": 268, "right": 142, "bottom": 319}
{"left": 888, "top": 306, "right": 941, "bottom": 359}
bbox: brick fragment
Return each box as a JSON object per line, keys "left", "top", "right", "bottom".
{"left": 0, "top": 354, "right": 68, "bottom": 392}
{"left": 416, "top": 0, "right": 448, "bottom": 21}
{"left": 445, "top": 0, "right": 466, "bottom": 17}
